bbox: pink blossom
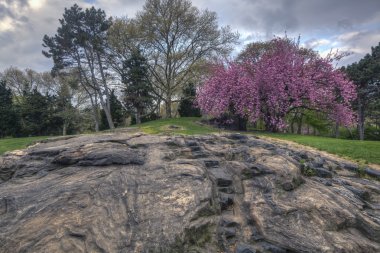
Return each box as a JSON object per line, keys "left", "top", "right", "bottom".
{"left": 196, "top": 38, "right": 357, "bottom": 131}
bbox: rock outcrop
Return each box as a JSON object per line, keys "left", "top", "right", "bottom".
{"left": 0, "top": 132, "right": 379, "bottom": 253}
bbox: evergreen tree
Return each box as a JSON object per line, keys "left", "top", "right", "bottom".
{"left": 344, "top": 42, "right": 380, "bottom": 140}
{"left": 43, "top": 4, "right": 114, "bottom": 130}
{"left": 122, "top": 50, "right": 153, "bottom": 124}
{"left": 178, "top": 83, "right": 201, "bottom": 117}
{"left": 0, "top": 80, "right": 20, "bottom": 137}
{"left": 19, "top": 89, "right": 51, "bottom": 136}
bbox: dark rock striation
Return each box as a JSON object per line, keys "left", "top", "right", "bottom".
{"left": 0, "top": 132, "right": 380, "bottom": 253}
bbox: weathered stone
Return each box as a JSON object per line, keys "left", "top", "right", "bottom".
{"left": 226, "top": 133, "right": 248, "bottom": 140}
{"left": 314, "top": 167, "right": 333, "bottom": 178}
{"left": 345, "top": 185, "right": 371, "bottom": 201}
{"left": 220, "top": 217, "right": 239, "bottom": 228}
{"left": 281, "top": 181, "right": 295, "bottom": 191}
{"left": 241, "top": 163, "right": 273, "bottom": 179}
{"left": 0, "top": 132, "right": 379, "bottom": 253}
{"left": 223, "top": 227, "right": 236, "bottom": 239}
{"left": 365, "top": 168, "right": 380, "bottom": 179}
{"left": 204, "top": 160, "right": 220, "bottom": 168}
{"left": 236, "top": 243, "right": 256, "bottom": 253}
{"left": 219, "top": 193, "right": 234, "bottom": 211}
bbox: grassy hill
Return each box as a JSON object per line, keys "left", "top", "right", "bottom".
{"left": 1, "top": 117, "right": 379, "bottom": 165}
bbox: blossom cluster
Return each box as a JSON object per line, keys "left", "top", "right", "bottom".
{"left": 196, "top": 38, "right": 357, "bottom": 131}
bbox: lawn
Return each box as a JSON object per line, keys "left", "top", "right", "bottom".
{"left": 136, "top": 117, "right": 380, "bottom": 165}
{"left": 0, "top": 136, "right": 49, "bottom": 155}
{"left": 137, "top": 117, "right": 219, "bottom": 135}
{"left": 255, "top": 132, "right": 380, "bottom": 165}
{"left": 1, "top": 118, "right": 379, "bottom": 166}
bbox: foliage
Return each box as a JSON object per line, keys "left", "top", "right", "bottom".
{"left": 18, "top": 89, "right": 61, "bottom": 136}
{"left": 100, "top": 90, "right": 127, "bottom": 130}
{"left": 43, "top": 4, "right": 115, "bottom": 130}
{"left": 0, "top": 68, "right": 90, "bottom": 137}
{"left": 178, "top": 83, "right": 201, "bottom": 117}
{"left": 343, "top": 42, "right": 380, "bottom": 140}
{"left": 130, "top": 113, "right": 160, "bottom": 125}
{"left": 135, "top": 0, "right": 239, "bottom": 117}
{"left": 122, "top": 49, "right": 154, "bottom": 124}
{"left": 197, "top": 38, "right": 357, "bottom": 132}
{"left": 0, "top": 80, "right": 20, "bottom": 137}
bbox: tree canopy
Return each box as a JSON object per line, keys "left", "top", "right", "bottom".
{"left": 197, "top": 38, "right": 357, "bottom": 132}
{"left": 344, "top": 42, "right": 380, "bottom": 140}
{"left": 135, "top": 0, "right": 239, "bottom": 117}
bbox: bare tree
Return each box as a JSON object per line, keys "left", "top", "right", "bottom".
{"left": 136, "top": 0, "right": 239, "bottom": 117}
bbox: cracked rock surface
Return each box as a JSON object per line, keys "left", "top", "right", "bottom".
{"left": 0, "top": 132, "right": 380, "bottom": 253}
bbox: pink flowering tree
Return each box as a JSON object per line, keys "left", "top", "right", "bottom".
{"left": 196, "top": 38, "right": 356, "bottom": 132}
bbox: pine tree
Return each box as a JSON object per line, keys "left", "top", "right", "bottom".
{"left": 122, "top": 50, "right": 153, "bottom": 124}
{"left": 0, "top": 80, "right": 20, "bottom": 137}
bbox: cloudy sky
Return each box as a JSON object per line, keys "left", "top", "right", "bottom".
{"left": 0, "top": 0, "right": 379, "bottom": 72}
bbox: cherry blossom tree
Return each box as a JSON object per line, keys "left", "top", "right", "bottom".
{"left": 196, "top": 38, "right": 356, "bottom": 132}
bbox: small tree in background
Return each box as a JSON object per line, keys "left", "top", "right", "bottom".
{"left": 122, "top": 50, "right": 154, "bottom": 124}
{"left": 178, "top": 83, "right": 201, "bottom": 117}
{"left": 0, "top": 80, "right": 20, "bottom": 137}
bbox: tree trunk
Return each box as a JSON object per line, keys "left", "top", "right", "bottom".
{"left": 92, "top": 104, "right": 100, "bottom": 132}
{"left": 101, "top": 99, "right": 115, "bottom": 130}
{"left": 165, "top": 99, "right": 172, "bottom": 118}
{"left": 97, "top": 53, "right": 115, "bottom": 130}
{"left": 335, "top": 122, "right": 340, "bottom": 138}
{"left": 290, "top": 113, "right": 297, "bottom": 134}
{"left": 62, "top": 122, "right": 67, "bottom": 136}
{"left": 357, "top": 98, "right": 365, "bottom": 141}
{"left": 297, "top": 115, "right": 303, "bottom": 134}
{"left": 135, "top": 110, "right": 141, "bottom": 125}
{"left": 87, "top": 91, "right": 100, "bottom": 132}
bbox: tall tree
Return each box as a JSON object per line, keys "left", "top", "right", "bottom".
{"left": 0, "top": 80, "right": 20, "bottom": 137}
{"left": 43, "top": 4, "right": 115, "bottom": 130}
{"left": 136, "top": 0, "right": 239, "bottom": 118}
{"left": 122, "top": 49, "right": 154, "bottom": 124}
{"left": 344, "top": 42, "right": 380, "bottom": 140}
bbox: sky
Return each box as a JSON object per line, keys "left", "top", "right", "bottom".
{"left": 0, "top": 0, "right": 379, "bottom": 72}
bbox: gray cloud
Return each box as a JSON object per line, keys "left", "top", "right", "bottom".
{"left": 0, "top": 0, "right": 379, "bottom": 72}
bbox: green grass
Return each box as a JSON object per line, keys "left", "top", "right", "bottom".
{"left": 136, "top": 117, "right": 218, "bottom": 135}
{"left": 1, "top": 118, "right": 379, "bottom": 166}
{"left": 255, "top": 132, "right": 380, "bottom": 165}
{"left": 0, "top": 136, "right": 49, "bottom": 155}
{"left": 136, "top": 118, "right": 380, "bottom": 164}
